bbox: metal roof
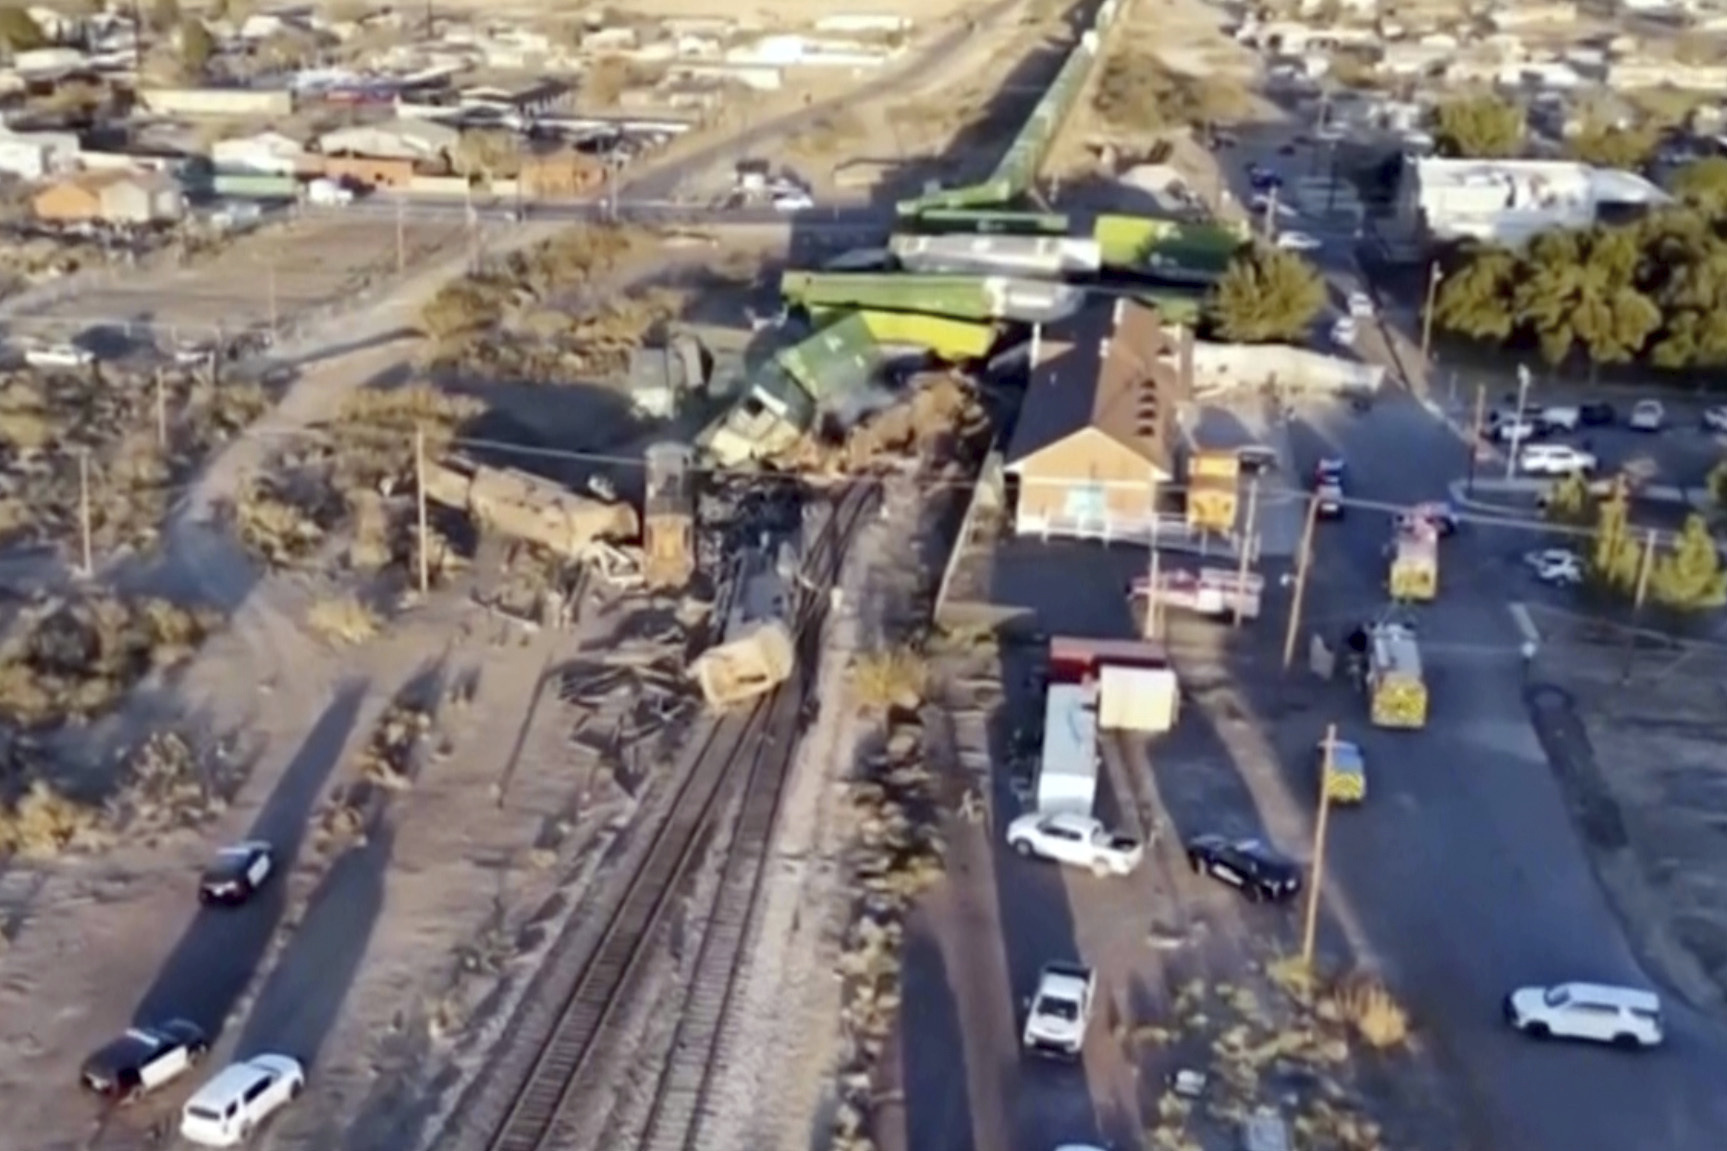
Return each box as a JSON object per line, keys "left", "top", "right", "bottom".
{"left": 1041, "top": 684, "right": 1098, "bottom": 782}
{"left": 774, "top": 313, "right": 883, "bottom": 405}
{"left": 1005, "top": 298, "right": 1186, "bottom": 476}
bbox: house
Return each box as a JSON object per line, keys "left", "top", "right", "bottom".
{"left": 211, "top": 129, "right": 309, "bottom": 175}
{"left": 315, "top": 117, "right": 460, "bottom": 165}
{"left": 33, "top": 170, "right": 185, "bottom": 225}
{"left": 0, "top": 127, "right": 79, "bottom": 179}
{"left": 1398, "top": 156, "right": 1672, "bottom": 246}
{"left": 1004, "top": 299, "right": 1191, "bottom": 543}
{"left": 457, "top": 79, "right": 570, "bottom": 116}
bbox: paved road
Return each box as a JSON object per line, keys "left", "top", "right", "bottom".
{"left": 1286, "top": 389, "right": 1727, "bottom": 1151}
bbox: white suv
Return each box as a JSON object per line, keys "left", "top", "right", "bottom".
{"left": 1503, "top": 982, "right": 1663, "bottom": 1049}
{"left": 181, "top": 1054, "right": 305, "bottom": 1146}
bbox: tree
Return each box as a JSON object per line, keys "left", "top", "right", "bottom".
{"left": 1649, "top": 515, "right": 1727, "bottom": 610}
{"left": 150, "top": 0, "right": 181, "bottom": 34}
{"left": 179, "top": 19, "right": 216, "bottom": 73}
{"left": 1512, "top": 226, "right": 1661, "bottom": 375}
{"left": 583, "top": 56, "right": 631, "bottom": 107}
{"left": 1568, "top": 122, "right": 1657, "bottom": 171}
{"left": 1589, "top": 486, "right": 1642, "bottom": 595}
{"left": 1433, "top": 244, "right": 1519, "bottom": 342}
{"left": 0, "top": 8, "right": 47, "bottom": 51}
{"left": 1709, "top": 459, "right": 1727, "bottom": 512}
{"left": 1542, "top": 472, "right": 1593, "bottom": 526}
{"left": 1433, "top": 95, "right": 1525, "bottom": 159}
{"left": 1671, "top": 158, "right": 1727, "bottom": 217}
{"left": 1204, "top": 245, "right": 1326, "bottom": 344}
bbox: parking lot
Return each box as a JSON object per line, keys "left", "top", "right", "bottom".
{"left": 4, "top": 210, "right": 466, "bottom": 341}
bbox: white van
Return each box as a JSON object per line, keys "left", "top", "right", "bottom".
{"left": 1503, "top": 982, "right": 1663, "bottom": 1048}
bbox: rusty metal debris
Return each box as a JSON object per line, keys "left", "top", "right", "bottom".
{"left": 424, "top": 454, "right": 640, "bottom": 560}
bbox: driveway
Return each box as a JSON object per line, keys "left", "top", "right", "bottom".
{"left": 1289, "top": 390, "right": 1727, "bottom": 1151}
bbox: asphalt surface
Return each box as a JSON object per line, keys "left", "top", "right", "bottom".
{"left": 1286, "top": 382, "right": 1727, "bottom": 1151}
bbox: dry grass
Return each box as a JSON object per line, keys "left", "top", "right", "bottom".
{"left": 852, "top": 647, "right": 930, "bottom": 714}
{"left": 352, "top": 700, "right": 431, "bottom": 790}
{"left": 0, "top": 594, "right": 220, "bottom": 728}
{"left": 306, "top": 594, "right": 383, "bottom": 646}
{"left": 0, "top": 370, "right": 269, "bottom": 562}
{"left": 233, "top": 383, "right": 485, "bottom": 573}
{"left": 1323, "top": 973, "right": 1410, "bottom": 1049}
{"left": 0, "top": 780, "right": 107, "bottom": 858}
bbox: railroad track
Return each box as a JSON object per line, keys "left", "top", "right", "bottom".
{"left": 459, "top": 482, "right": 875, "bottom": 1151}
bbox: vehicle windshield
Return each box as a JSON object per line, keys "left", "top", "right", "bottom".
{"left": 1542, "top": 987, "right": 1570, "bottom": 1007}
{"left": 1037, "top": 997, "right": 1080, "bottom": 1021}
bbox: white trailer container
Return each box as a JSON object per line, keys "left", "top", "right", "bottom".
{"left": 1037, "top": 683, "right": 1099, "bottom": 816}
{"left": 1097, "top": 664, "right": 1179, "bottom": 733}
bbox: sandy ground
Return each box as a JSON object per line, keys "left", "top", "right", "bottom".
{"left": 1530, "top": 623, "right": 1727, "bottom": 1018}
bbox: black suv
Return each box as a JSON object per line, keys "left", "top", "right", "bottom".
{"left": 1186, "top": 834, "right": 1302, "bottom": 902}
{"left": 81, "top": 1020, "right": 207, "bottom": 1101}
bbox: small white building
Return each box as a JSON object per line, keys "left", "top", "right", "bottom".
{"left": 316, "top": 117, "right": 461, "bottom": 162}
{"left": 1400, "top": 157, "right": 1672, "bottom": 246}
{"left": 211, "top": 129, "right": 306, "bottom": 175}
{"left": 0, "top": 127, "right": 78, "bottom": 179}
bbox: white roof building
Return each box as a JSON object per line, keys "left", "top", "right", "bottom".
{"left": 211, "top": 129, "right": 307, "bottom": 175}
{"left": 316, "top": 117, "right": 460, "bottom": 162}
{"left": 1399, "top": 157, "right": 1672, "bottom": 246}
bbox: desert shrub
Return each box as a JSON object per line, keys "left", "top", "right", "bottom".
{"left": 306, "top": 594, "right": 382, "bottom": 645}
{"left": 0, "top": 780, "right": 106, "bottom": 857}
{"left": 852, "top": 647, "right": 929, "bottom": 713}
{"left": 1327, "top": 972, "right": 1410, "bottom": 1048}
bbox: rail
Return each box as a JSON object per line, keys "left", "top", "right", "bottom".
{"left": 636, "top": 483, "right": 874, "bottom": 1151}
{"left": 459, "top": 482, "right": 875, "bottom": 1151}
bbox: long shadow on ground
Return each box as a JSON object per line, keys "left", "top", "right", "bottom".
{"left": 133, "top": 679, "right": 369, "bottom": 1036}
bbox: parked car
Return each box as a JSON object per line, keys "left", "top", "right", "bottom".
{"left": 772, "top": 191, "right": 815, "bottom": 212}
{"left": 1536, "top": 406, "right": 1581, "bottom": 432}
{"left": 1504, "top": 982, "right": 1663, "bottom": 1049}
{"left": 1704, "top": 405, "right": 1727, "bottom": 433}
{"left": 1022, "top": 961, "right": 1096, "bottom": 1060}
{"left": 24, "top": 344, "right": 94, "bottom": 369}
{"left": 1275, "top": 230, "right": 1321, "bottom": 252}
{"left": 1329, "top": 317, "right": 1357, "bottom": 346}
{"left": 1346, "top": 290, "right": 1375, "bottom": 318}
{"left": 1185, "top": 834, "right": 1301, "bottom": 902}
{"left": 1006, "top": 812, "right": 1143, "bottom": 876}
{"left": 81, "top": 1020, "right": 208, "bottom": 1101}
{"left": 180, "top": 1055, "right": 304, "bottom": 1147}
{"left": 1579, "top": 401, "right": 1615, "bottom": 426}
{"left": 1518, "top": 443, "right": 1597, "bottom": 476}
{"left": 1493, "top": 416, "right": 1542, "bottom": 445}
{"left": 1525, "top": 548, "right": 1583, "bottom": 586}
{"left": 1629, "top": 399, "right": 1665, "bottom": 432}
{"left": 198, "top": 841, "right": 275, "bottom": 906}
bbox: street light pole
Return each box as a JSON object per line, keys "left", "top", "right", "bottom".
{"left": 1505, "top": 363, "right": 1531, "bottom": 483}
{"left": 1419, "top": 261, "right": 1442, "bottom": 364}
{"left": 1300, "top": 723, "right": 1339, "bottom": 973}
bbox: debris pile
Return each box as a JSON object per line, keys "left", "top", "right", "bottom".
{"left": 424, "top": 455, "right": 639, "bottom": 560}
{"left": 829, "top": 709, "right": 945, "bottom": 1151}
{"left": 697, "top": 476, "right": 805, "bottom": 572}
{"left": 354, "top": 701, "right": 432, "bottom": 790}
{"left": 0, "top": 370, "right": 268, "bottom": 559}
{"left": 0, "top": 594, "right": 221, "bottom": 727}
{"left": 790, "top": 374, "right": 990, "bottom": 474}
{"left": 306, "top": 593, "right": 383, "bottom": 646}
{"left": 560, "top": 655, "right": 697, "bottom": 745}
{"left": 1131, "top": 965, "right": 1412, "bottom": 1151}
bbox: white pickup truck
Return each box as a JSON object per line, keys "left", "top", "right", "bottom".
{"left": 1023, "top": 960, "right": 1096, "bottom": 1059}
{"left": 1006, "top": 812, "right": 1143, "bottom": 876}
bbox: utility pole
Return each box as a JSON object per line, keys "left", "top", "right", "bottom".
{"left": 1620, "top": 527, "right": 1659, "bottom": 682}
{"left": 415, "top": 426, "right": 430, "bottom": 594}
{"left": 395, "top": 195, "right": 407, "bottom": 274}
{"left": 154, "top": 369, "right": 167, "bottom": 447}
{"left": 78, "top": 448, "right": 92, "bottom": 578}
{"left": 1505, "top": 363, "right": 1531, "bottom": 483}
{"left": 1233, "top": 477, "right": 1260, "bottom": 629}
{"left": 1300, "top": 723, "right": 1339, "bottom": 973}
{"left": 1262, "top": 184, "right": 1280, "bottom": 241}
{"left": 266, "top": 260, "right": 279, "bottom": 338}
{"left": 1282, "top": 494, "right": 1322, "bottom": 671}
{"left": 1466, "top": 383, "right": 1486, "bottom": 497}
{"left": 1418, "top": 261, "right": 1443, "bottom": 365}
